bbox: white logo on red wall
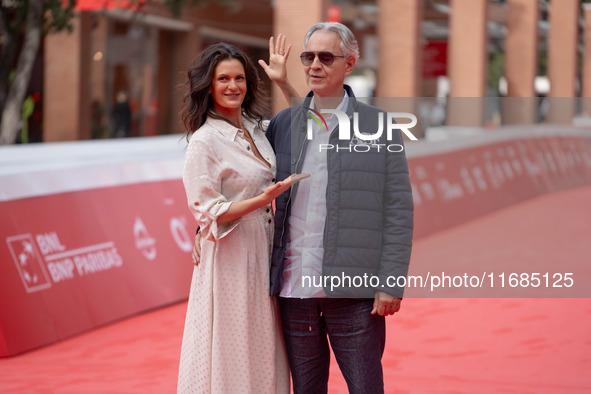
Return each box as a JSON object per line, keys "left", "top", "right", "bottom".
{"left": 170, "top": 216, "right": 193, "bottom": 253}
{"left": 7, "top": 232, "right": 124, "bottom": 292}
{"left": 6, "top": 234, "right": 52, "bottom": 293}
{"left": 134, "top": 217, "right": 156, "bottom": 260}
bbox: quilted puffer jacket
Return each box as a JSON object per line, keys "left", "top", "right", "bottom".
{"left": 266, "top": 85, "right": 414, "bottom": 298}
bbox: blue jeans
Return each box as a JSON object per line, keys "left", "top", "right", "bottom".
{"left": 278, "top": 297, "right": 386, "bottom": 394}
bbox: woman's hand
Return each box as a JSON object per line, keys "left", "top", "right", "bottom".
{"left": 258, "top": 34, "right": 291, "bottom": 85}
{"left": 217, "top": 174, "right": 310, "bottom": 225}
{"left": 191, "top": 232, "right": 201, "bottom": 266}
{"left": 262, "top": 173, "right": 310, "bottom": 202}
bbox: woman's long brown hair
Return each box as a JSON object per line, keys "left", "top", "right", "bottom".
{"left": 180, "top": 43, "right": 269, "bottom": 139}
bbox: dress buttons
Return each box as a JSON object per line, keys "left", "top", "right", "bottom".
{"left": 272, "top": 178, "right": 276, "bottom": 182}
{"left": 246, "top": 146, "right": 251, "bottom": 150}
{"left": 268, "top": 219, "right": 272, "bottom": 223}
{"left": 266, "top": 208, "right": 270, "bottom": 213}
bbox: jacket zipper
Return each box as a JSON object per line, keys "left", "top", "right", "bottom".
{"left": 322, "top": 113, "right": 352, "bottom": 260}
{"left": 279, "top": 122, "right": 308, "bottom": 248}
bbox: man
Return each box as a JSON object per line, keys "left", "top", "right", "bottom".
{"left": 111, "top": 90, "right": 131, "bottom": 138}
{"left": 266, "top": 22, "right": 414, "bottom": 394}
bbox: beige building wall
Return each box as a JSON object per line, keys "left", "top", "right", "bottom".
{"left": 375, "top": 0, "right": 423, "bottom": 138}
{"left": 376, "top": 0, "right": 422, "bottom": 98}
{"left": 43, "top": 2, "right": 274, "bottom": 141}
{"left": 582, "top": 4, "right": 591, "bottom": 116}
{"left": 547, "top": 0, "right": 579, "bottom": 124}
{"left": 41, "top": 1, "right": 588, "bottom": 142}
{"left": 447, "top": 0, "right": 489, "bottom": 126}
{"left": 503, "top": 0, "right": 538, "bottom": 124}
{"left": 272, "top": 0, "right": 329, "bottom": 114}
{"left": 89, "top": 16, "right": 109, "bottom": 109}
{"left": 44, "top": 13, "right": 92, "bottom": 142}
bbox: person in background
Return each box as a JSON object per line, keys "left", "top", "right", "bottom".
{"left": 111, "top": 90, "right": 131, "bottom": 138}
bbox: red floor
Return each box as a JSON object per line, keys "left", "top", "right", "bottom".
{"left": 1, "top": 186, "right": 591, "bottom": 393}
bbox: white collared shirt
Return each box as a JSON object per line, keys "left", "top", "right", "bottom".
{"left": 280, "top": 91, "right": 349, "bottom": 298}
{"left": 183, "top": 115, "right": 276, "bottom": 241}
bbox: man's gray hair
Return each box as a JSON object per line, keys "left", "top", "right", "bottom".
{"left": 304, "top": 22, "right": 360, "bottom": 60}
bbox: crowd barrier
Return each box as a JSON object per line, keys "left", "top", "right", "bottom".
{"left": 1, "top": 126, "right": 590, "bottom": 357}
{"left": 408, "top": 125, "right": 591, "bottom": 238}
{"left": 0, "top": 137, "right": 194, "bottom": 357}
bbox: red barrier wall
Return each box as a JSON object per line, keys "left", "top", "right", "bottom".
{"left": 0, "top": 180, "right": 194, "bottom": 357}
{"left": 409, "top": 133, "right": 591, "bottom": 238}
{"left": 1, "top": 129, "right": 591, "bottom": 357}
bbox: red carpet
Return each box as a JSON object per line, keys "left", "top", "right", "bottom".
{"left": 1, "top": 186, "right": 590, "bottom": 393}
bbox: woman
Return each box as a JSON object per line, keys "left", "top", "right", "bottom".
{"left": 177, "top": 43, "right": 303, "bottom": 393}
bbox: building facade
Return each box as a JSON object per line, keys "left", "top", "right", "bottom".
{"left": 37, "top": 0, "right": 587, "bottom": 142}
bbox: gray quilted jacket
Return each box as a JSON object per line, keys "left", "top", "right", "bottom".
{"left": 266, "top": 85, "right": 414, "bottom": 298}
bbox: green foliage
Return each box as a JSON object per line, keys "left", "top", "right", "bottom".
{"left": 44, "top": 0, "right": 76, "bottom": 35}
{"left": 20, "top": 95, "right": 35, "bottom": 144}
{"left": 488, "top": 51, "right": 504, "bottom": 93}
{"left": 3, "top": 0, "right": 28, "bottom": 32}
{"left": 1, "top": 0, "right": 75, "bottom": 37}
{"left": 0, "top": 0, "right": 241, "bottom": 144}
{"left": 2, "top": 0, "right": 240, "bottom": 37}
{"left": 538, "top": 51, "right": 547, "bottom": 76}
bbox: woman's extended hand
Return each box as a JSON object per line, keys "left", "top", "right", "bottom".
{"left": 262, "top": 173, "right": 310, "bottom": 202}
{"left": 217, "top": 174, "right": 310, "bottom": 226}
{"left": 258, "top": 34, "right": 291, "bottom": 85}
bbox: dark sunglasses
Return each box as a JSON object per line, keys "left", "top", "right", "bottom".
{"left": 300, "top": 51, "right": 346, "bottom": 66}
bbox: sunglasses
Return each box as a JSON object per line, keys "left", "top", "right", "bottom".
{"left": 300, "top": 51, "right": 346, "bottom": 66}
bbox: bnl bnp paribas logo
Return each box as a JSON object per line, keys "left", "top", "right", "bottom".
{"left": 304, "top": 107, "right": 418, "bottom": 152}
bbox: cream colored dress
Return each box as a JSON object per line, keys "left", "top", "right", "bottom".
{"left": 177, "top": 116, "right": 290, "bottom": 394}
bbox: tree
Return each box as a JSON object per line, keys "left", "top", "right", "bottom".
{"left": 0, "top": 0, "right": 239, "bottom": 145}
